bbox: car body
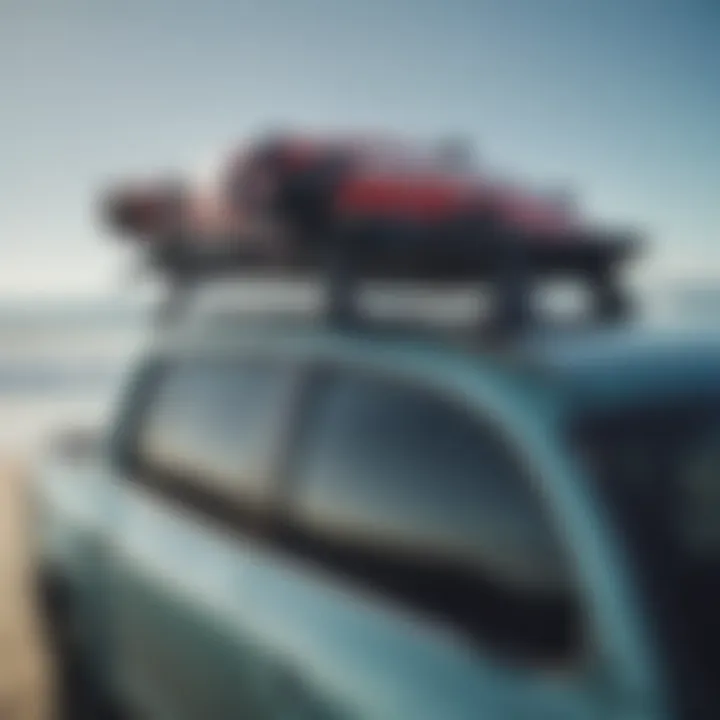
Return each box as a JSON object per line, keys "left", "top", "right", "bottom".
{"left": 31, "top": 291, "right": 720, "bottom": 720}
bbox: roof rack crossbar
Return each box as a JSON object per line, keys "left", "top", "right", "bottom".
{"left": 144, "top": 222, "right": 639, "bottom": 337}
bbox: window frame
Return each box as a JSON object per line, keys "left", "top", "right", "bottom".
{"left": 275, "top": 358, "right": 584, "bottom": 662}
{"left": 283, "top": 358, "right": 561, "bottom": 537}
{"left": 117, "top": 349, "right": 308, "bottom": 533}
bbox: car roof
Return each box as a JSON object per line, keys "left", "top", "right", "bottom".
{"left": 155, "top": 281, "right": 720, "bottom": 413}
{"left": 525, "top": 324, "right": 720, "bottom": 411}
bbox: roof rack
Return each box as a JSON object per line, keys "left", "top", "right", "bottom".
{"left": 135, "top": 219, "right": 639, "bottom": 339}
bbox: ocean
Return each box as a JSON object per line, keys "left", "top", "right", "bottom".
{"left": 0, "top": 300, "right": 148, "bottom": 453}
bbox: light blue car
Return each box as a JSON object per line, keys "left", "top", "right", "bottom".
{"left": 29, "top": 272, "right": 720, "bottom": 720}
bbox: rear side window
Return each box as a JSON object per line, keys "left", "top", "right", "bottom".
{"left": 287, "top": 371, "right": 578, "bottom": 660}
{"left": 137, "top": 359, "right": 293, "bottom": 506}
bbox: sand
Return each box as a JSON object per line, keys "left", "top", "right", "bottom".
{"left": 0, "top": 457, "right": 54, "bottom": 720}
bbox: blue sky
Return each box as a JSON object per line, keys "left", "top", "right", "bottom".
{"left": 0, "top": 0, "right": 718, "bottom": 296}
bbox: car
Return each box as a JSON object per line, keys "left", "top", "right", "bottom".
{"left": 31, "top": 275, "right": 720, "bottom": 720}
{"left": 31, "top": 140, "right": 716, "bottom": 719}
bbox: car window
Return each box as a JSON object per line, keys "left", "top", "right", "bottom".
{"left": 136, "top": 359, "right": 293, "bottom": 505}
{"left": 288, "top": 370, "right": 578, "bottom": 660}
{"left": 572, "top": 398, "right": 720, "bottom": 700}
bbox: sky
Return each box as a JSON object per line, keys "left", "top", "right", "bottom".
{"left": 0, "top": 0, "right": 718, "bottom": 298}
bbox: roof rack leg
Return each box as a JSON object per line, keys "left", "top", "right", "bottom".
{"left": 323, "top": 229, "right": 360, "bottom": 328}
{"left": 155, "top": 273, "right": 196, "bottom": 328}
{"left": 592, "top": 264, "right": 631, "bottom": 323}
{"left": 485, "top": 233, "right": 534, "bottom": 338}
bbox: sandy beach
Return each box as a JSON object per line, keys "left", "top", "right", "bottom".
{"left": 0, "top": 457, "right": 53, "bottom": 720}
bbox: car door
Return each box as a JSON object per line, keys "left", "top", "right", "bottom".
{"left": 108, "top": 352, "right": 301, "bottom": 720}
{"left": 215, "top": 362, "right": 642, "bottom": 720}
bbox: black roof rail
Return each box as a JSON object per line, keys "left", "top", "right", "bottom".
{"left": 142, "top": 217, "right": 640, "bottom": 339}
